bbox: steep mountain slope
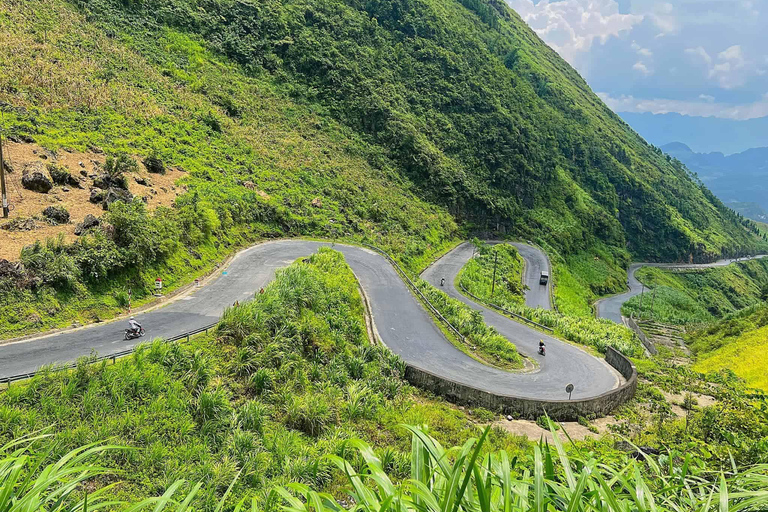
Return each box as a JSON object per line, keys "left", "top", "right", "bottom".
{"left": 662, "top": 142, "right": 768, "bottom": 221}
{"left": 0, "top": 0, "right": 764, "bottom": 332}
{"left": 59, "top": 0, "right": 761, "bottom": 263}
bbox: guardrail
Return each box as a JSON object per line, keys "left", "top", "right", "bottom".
{"left": 0, "top": 323, "right": 217, "bottom": 387}
{"left": 362, "top": 243, "right": 466, "bottom": 343}
{"left": 458, "top": 283, "right": 554, "bottom": 333}
{"left": 626, "top": 316, "right": 658, "bottom": 356}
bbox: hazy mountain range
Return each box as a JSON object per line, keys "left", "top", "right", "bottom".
{"left": 662, "top": 142, "right": 768, "bottom": 222}
{"left": 622, "top": 113, "right": 768, "bottom": 155}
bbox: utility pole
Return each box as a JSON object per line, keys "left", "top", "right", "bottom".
{"left": 650, "top": 284, "right": 657, "bottom": 320}
{"left": 0, "top": 131, "right": 8, "bottom": 218}
{"left": 491, "top": 251, "right": 498, "bottom": 297}
{"left": 638, "top": 283, "right": 645, "bottom": 317}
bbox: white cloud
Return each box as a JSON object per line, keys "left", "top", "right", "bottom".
{"left": 699, "top": 94, "right": 715, "bottom": 102}
{"left": 633, "top": 61, "right": 652, "bottom": 76}
{"left": 598, "top": 92, "right": 768, "bottom": 120}
{"left": 685, "top": 46, "right": 711, "bottom": 66}
{"left": 505, "top": 0, "right": 643, "bottom": 64}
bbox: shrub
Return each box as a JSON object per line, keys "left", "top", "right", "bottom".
{"left": 194, "top": 387, "right": 232, "bottom": 424}
{"left": 284, "top": 393, "right": 334, "bottom": 437}
{"left": 238, "top": 400, "right": 268, "bottom": 434}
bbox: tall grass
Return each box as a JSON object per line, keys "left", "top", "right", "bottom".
{"left": 0, "top": 437, "right": 120, "bottom": 512}
{"left": 271, "top": 423, "right": 768, "bottom": 512}
{"left": 0, "top": 248, "right": 527, "bottom": 508}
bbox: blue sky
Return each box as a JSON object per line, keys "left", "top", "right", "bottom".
{"left": 505, "top": 0, "right": 768, "bottom": 120}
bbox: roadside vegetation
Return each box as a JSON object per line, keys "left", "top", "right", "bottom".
{"left": 622, "top": 259, "right": 768, "bottom": 324}
{"left": 0, "top": 249, "right": 529, "bottom": 507}
{"left": 3, "top": 248, "right": 768, "bottom": 510}
{"left": 416, "top": 278, "right": 523, "bottom": 370}
{"left": 458, "top": 243, "right": 643, "bottom": 357}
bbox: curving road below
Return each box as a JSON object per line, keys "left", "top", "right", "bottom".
{"left": 597, "top": 255, "right": 768, "bottom": 324}
{"left": 0, "top": 240, "right": 620, "bottom": 400}
{"left": 422, "top": 242, "right": 619, "bottom": 398}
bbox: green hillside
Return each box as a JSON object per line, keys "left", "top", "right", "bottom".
{"left": 0, "top": 0, "right": 764, "bottom": 333}
{"left": 62, "top": 0, "right": 762, "bottom": 261}
{"left": 691, "top": 304, "right": 768, "bottom": 390}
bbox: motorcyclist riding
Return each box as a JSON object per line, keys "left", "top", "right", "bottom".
{"left": 128, "top": 316, "right": 142, "bottom": 335}
{"left": 538, "top": 340, "right": 546, "bottom": 354}
{"left": 440, "top": 277, "right": 445, "bottom": 286}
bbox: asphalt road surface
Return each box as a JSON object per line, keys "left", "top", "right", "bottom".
{"left": 510, "top": 242, "right": 552, "bottom": 310}
{"left": 0, "top": 240, "right": 619, "bottom": 400}
{"left": 422, "top": 242, "right": 619, "bottom": 399}
{"left": 597, "top": 255, "right": 768, "bottom": 324}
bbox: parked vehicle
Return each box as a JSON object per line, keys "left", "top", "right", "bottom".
{"left": 539, "top": 271, "right": 549, "bottom": 285}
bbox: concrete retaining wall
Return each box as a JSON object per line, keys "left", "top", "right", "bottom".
{"left": 404, "top": 346, "right": 637, "bottom": 421}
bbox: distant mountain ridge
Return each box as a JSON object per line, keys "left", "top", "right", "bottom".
{"left": 662, "top": 143, "right": 768, "bottom": 221}
{"left": 622, "top": 112, "right": 768, "bottom": 155}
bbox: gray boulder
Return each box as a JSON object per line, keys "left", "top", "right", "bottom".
{"left": 74, "top": 214, "right": 100, "bottom": 235}
{"left": 42, "top": 205, "right": 70, "bottom": 224}
{"left": 102, "top": 187, "right": 133, "bottom": 209}
{"left": 21, "top": 171, "right": 53, "bottom": 194}
{"left": 89, "top": 188, "right": 107, "bottom": 204}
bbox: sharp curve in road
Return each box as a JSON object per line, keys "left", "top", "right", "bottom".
{"left": 422, "top": 242, "right": 619, "bottom": 399}
{"left": 597, "top": 255, "right": 768, "bottom": 324}
{"left": 0, "top": 240, "right": 619, "bottom": 400}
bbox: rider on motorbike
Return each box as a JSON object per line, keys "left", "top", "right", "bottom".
{"left": 538, "top": 340, "right": 546, "bottom": 353}
{"left": 440, "top": 277, "right": 445, "bottom": 286}
{"left": 128, "top": 316, "right": 142, "bottom": 335}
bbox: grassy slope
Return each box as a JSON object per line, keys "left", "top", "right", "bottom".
{"left": 690, "top": 305, "right": 768, "bottom": 391}
{"left": 694, "top": 323, "right": 768, "bottom": 391}
{"left": 4, "top": 0, "right": 766, "bottom": 256}
{"left": 0, "top": 248, "right": 529, "bottom": 507}
{"left": 622, "top": 259, "right": 768, "bottom": 324}
{"left": 0, "top": 0, "right": 459, "bottom": 336}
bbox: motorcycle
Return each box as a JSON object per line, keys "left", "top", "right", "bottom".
{"left": 124, "top": 327, "right": 145, "bottom": 340}
{"left": 538, "top": 345, "right": 546, "bottom": 356}
{"left": 440, "top": 278, "right": 445, "bottom": 286}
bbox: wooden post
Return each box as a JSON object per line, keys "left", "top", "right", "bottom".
{"left": 0, "top": 132, "right": 8, "bottom": 218}
{"left": 491, "top": 251, "right": 498, "bottom": 297}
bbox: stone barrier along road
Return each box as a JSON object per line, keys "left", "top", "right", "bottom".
{"left": 420, "top": 242, "right": 635, "bottom": 418}
{"left": 596, "top": 255, "right": 768, "bottom": 324}
{"left": 0, "top": 240, "right": 635, "bottom": 420}
{"left": 406, "top": 347, "right": 637, "bottom": 421}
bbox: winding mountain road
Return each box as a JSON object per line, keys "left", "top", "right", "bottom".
{"left": 0, "top": 240, "right": 620, "bottom": 400}
{"left": 597, "top": 255, "right": 768, "bottom": 324}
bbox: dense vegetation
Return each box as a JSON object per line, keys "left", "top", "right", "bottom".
{"left": 3, "top": 249, "right": 768, "bottom": 510}
{"left": 622, "top": 259, "right": 768, "bottom": 324}
{"left": 0, "top": 249, "right": 529, "bottom": 507}
{"left": 0, "top": 0, "right": 459, "bottom": 337}
{"left": 690, "top": 304, "right": 768, "bottom": 391}
{"left": 1, "top": 0, "right": 766, "bottom": 337}
{"left": 458, "top": 243, "right": 642, "bottom": 356}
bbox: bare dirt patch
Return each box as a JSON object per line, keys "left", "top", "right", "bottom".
{"left": 0, "top": 141, "right": 185, "bottom": 260}
{"left": 493, "top": 416, "right": 620, "bottom": 442}
{"left": 660, "top": 390, "right": 716, "bottom": 418}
